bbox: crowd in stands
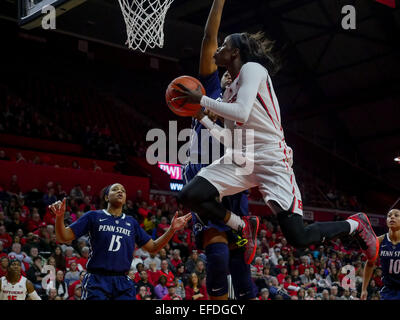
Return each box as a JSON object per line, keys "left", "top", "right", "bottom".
{"left": 0, "top": 176, "right": 384, "bottom": 300}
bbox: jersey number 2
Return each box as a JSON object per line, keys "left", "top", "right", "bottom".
{"left": 108, "top": 235, "right": 122, "bottom": 252}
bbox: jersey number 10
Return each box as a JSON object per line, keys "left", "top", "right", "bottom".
{"left": 108, "top": 235, "right": 122, "bottom": 252}
{"left": 389, "top": 259, "right": 400, "bottom": 274}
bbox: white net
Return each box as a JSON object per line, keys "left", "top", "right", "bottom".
{"left": 118, "top": 0, "right": 174, "bottom": 52}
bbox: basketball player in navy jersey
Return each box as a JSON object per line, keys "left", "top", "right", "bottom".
{"left": 362, "top": 202, "right": 400, "bottom": 300}
{"left": 49, "top": 183, "right": 191, "bottom": 300}
{"left": 177, "top": 0, "right": 257, "bottom": 300}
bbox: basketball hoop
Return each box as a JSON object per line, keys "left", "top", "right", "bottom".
{"left": 118, "top": 0, "right": 174, "bottom": 52}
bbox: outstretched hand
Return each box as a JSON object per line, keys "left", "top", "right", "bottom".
{"left": 170, "top": 211, "right": 192, "bottom": 232}
{"left": 172, "top": 84, "right": 203, "bottom": 105}
{"left": 48, "top": 198, "right": 67, "bottom": 217}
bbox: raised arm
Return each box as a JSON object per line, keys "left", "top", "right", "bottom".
{"left": 174, "top": 62, "right": 266, "bottom": 123}
{"left": 142, "top": 212, "right": 191, "bottom": 254}
{"left": 49, "top": 198, "right": 76, "bottom": 243}
{"left": 199, "top": 0, "right": 226, "bottom": 77}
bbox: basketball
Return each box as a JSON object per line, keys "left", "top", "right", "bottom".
{"left": 165, "top": 76, "right": 206, "bottom": 117}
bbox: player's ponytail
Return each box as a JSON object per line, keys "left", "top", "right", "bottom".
{"left": 230, "top": 31, "right": 281, "bottom": 76}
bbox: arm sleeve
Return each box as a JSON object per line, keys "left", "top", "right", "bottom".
{"left": 28, "top": 291, "right": 42, "bottom": 300}
{"left": 200, "top": 62, "right": 266, "bottom": 123}
{"left": 68, "top": 211, "right": 92, "bottom": 239}
{"left": 199, "top": 116, "right": 232, "bottom": 148}
{"left": 133, "top": 219, "right": 152, "bottom": 247}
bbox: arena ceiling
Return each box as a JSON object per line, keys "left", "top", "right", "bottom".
{"left": 1, "top": 0, "right": 400, "bottom": 203}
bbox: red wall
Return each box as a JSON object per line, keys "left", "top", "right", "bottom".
{"left": 1, "top": 146, "right": 116, "bottom": 173}
{"left": 0, "top": 160, "right": 150, "bottom": 199}
{"left": 0, "top": 134, "right": 83, "bottom": 154}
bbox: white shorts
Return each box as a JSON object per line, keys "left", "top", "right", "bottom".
{"left": 197, "top": 143, "right": 303, "bottom": 216}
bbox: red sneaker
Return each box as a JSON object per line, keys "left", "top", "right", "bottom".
{"left": 347, "top": 213, "right": 379, "bottom": 262}
{"left": 239, "top": 216, "right": 260, "bottom": 264}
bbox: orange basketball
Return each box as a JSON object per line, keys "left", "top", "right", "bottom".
{"left": 166, "top": 76, "right": 206, "bottom": 117}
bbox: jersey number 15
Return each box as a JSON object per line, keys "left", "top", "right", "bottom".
{"left": 108, "top": 235, "right": 122, "bottom": 252}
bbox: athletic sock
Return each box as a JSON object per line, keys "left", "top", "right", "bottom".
{"left": 346, "top": 219, "right": 359, "bottom": 234}
{"left": 226, "top": 212, "right": 246, "bottom": 231}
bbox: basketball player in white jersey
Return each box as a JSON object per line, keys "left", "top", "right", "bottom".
{"left": 175, "top": 32, "right": 379, "bottom": 265}
{"left": 0, "top": 259, "right": 41, "bottom": 300}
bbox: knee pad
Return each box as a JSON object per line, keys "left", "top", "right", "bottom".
{"left": 205, "top": 243, "right": 229, "bottom": 297}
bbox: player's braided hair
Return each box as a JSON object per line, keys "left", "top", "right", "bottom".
{"left": 230, "top": 31, "right": 281, "bottom": 76}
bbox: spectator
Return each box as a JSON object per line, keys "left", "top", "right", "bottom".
{"left": 194, "top": 260, "right": 206, "bottom": 284}
{"left": 0, "top": 150, "right": 10, "bottom": 161}
{"left": 0, "top": 256, "right": 8, "bottom": 277}
{"left": 144, "top": 252, "right": 161, "bottom": 270}
{"left": 173, "top": 277, "right": 186, "bottom": 300}
{"left": 283, "top": 275, "right": 301, "bottom": 296}
{"left": 55, "top": 270, "right": 69, "bottom": 300}
{"left": 42, "top": 187, "right": 57, "bottom": 207}
{"left": 64, "top": 261, "right": 80, "bottom": 285}
{"left": 135, "top": 270, "right": 155, "bottom": 299}
{"left": 26, "top": 256, "right": 44, "bottom": 291}
{"left": 8, "top": 242, "right": 31, "bottom": 272}
{"left": 46, "top": 287, "right": 58, "bottom": 300}
{"left": 259, "top": 288, "right": 270, "bottom": 300}
{"left": 156, "top": 216, "right": 170, "bottom": 237}
{"left": 158, "top": 259, "right": 174, "bottom": 287}
{"left": 26, "top": 210, "right": 42, "bottom": 232}
{"left": 68, "top": 270, "right": 86, "bottom": 297}
{"left": 154, "top": 275, "right": 168, "bottom": 300}
{"left": 8, "top": 174, "right": 21, "bottom": 195}
{"left": 277, "top": 265, "right": 289, "bottom": 284}
{"left": 64, "top": 246, "right": 78, "bottom": 270}
{"left": 321, "top": 289, "right": 330, "bottom": 300}
{"left": 6, "top": 211, "right": 26, "bottom": 235}
{"left": 297, "top": 288, "right": 306, "bottom": 300}
{"left": 70, "top": 184, "right": 84, "bottom": 201}
{"left": 52, "top": 245, "right": 66, "bottom": 271}
{"left": 305, "top": 288, "right": 316, "bottom": 300}
{"left": 169, "top": 249, "right": 182, "bottom": 271}
{"left": 0, "top": 225, "right": 12, "bottom": 249}
{"left": 76, "top": 246, "right": 89, "bottom": 270}
{"left": 185, "top": 272, "right": 208, "bottom": 300}
{"left": 68, "top": 284, "right": 82, "bottom": 300}
{"left": 147, "top": 261, "right": 160, "bottom": 286}
{"left": 136, "top": 286, "right": 149, "bottom": 300}
{"left": 185, "top": 249, "right": 202, "bottom": 274}
{"left": 299, "top": 268, "right": 313, "bottom": 288}
{"left": 162, "top": 282, "right": 183, "bottom": 300}
{"left": 133, "top": 263, "right": 145, "bottom": 282}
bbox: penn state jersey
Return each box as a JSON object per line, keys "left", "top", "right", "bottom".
{"left": 379, "top": 233, "right": 400, "bottom": 288}
{"left": 0, "top": 276, "right": 27, "bottom": 300}
{"left": 69, "top": 210, "right": 151, "bottom": 273}
{"left": 187, "top": 71, "right": 225, "bottom": 165}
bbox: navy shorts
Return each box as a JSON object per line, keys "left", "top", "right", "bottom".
{"left": 182, "top": 163, "right": 249, "bottom": 249}
{"left": 380, "top": 286, "right": 400, "bottom": 300}
{"left": 81, "top": 272, "right": 136, "bottom": 300}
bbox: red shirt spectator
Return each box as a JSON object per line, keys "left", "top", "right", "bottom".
{"left": 0, "top": 257, "right": 8, "bottom": 277}
{"left": 158, "top": 260, "right": 174, "bottom": 287}
{"left": 284, "top": 276, "right": 301, "bottom": 296}
{"left": 147, "top": 268, "right": 159, "bottom": 286}
{"left": 26, "top": 211, "right": 42, "bottom": 232}
{"left": 277, "top": 267, "right": 289, "bottom": 284}
{"left": 0, "top": 226, "right": 12, "bottom": 249}
{"left": 43, "top": 208, "right": 56, "bottom": 226}
{"left": 156, "top": 217, "right": 170, "bottom": 237}
{"left": 185, "top": 273, "right": 208, "bottom": 300}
